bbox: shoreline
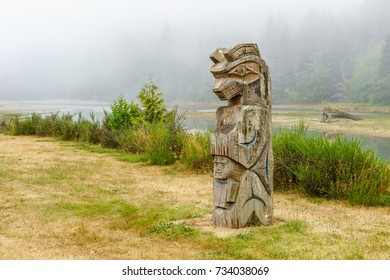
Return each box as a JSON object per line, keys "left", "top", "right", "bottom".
{"left": 2, "top": 101, "right": 390, "bottom": 138}
{"left": 186, "top": 111, "right": 390, "bottom": 139}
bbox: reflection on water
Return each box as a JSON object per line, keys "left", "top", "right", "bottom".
{"left": 353, "top": 135, "right": 390, "bottom": 161}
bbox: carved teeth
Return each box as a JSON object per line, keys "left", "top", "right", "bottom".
{"left": 222, "top": 84, "right": 240, "bottom": 99}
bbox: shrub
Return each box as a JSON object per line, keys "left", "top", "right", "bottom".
{"left": 103, "top": 95, "right": 143, "bottom": 131}
{"left": 137, "top": 82, "right": 168, "bottom": 123}
{"left": 57, "top": 113, "right": 75, "bottom": 140}
{"left": 35, "top": 113, "right": 63, "bottom": 137}
{"left": 86, "top": 112, "right": 102, "bottom": 144}
{"left": 99, "top": 125, "right": 119, "bottom": 149}
{"left": 103, "top": 82, "right": 173, "bottom": 132}
{"left": 116, "top": 126, "right": 150, "bottom": 154}
{"left": 7, "top": 115, "right": 21, "bottom": 135}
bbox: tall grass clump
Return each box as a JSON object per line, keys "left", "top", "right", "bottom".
{"left": 273, "top": 122, "right": 308, "bottom": 190}
{"left": 8, "top": 113, "right": 62, "bottom": 137}
{"left": 144, "top": 123, "right": 176, "bottom": 165}
{"left": 115, "top": 126, "right": 149, "bottom": 154}
{"left": 59, "top": 112, "right": 102, "bottom": 143}
{"left": 7, "top": 113, "right": 42, "bottom": 135}
{"left": 180, "top": 129, "right": 213, "bottom": 172}
{"left": 273, "top": 122, "right": 390, "bottom": 206}
{"left": 7, "top": 112, "right": 103, "bottom": 143}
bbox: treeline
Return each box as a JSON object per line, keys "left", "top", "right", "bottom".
{"left": 134, "top": 0, "right": 390, "bottom": 105}
{"left": 3, "top": 84, "right": 390, "bottom": 206}
{"left": 263, "top": 0, "right": 390, "bottom": 104}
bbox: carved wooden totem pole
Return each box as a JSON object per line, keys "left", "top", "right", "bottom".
{"left": 210, "top": 43, "right": 273, "bottom": 228}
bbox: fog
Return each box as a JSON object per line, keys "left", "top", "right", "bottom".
{"left": 2, "top": 0, "right": 387, "bottom": 104}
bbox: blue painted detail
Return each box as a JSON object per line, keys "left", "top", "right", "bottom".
{"left": 266, "top": 153, "right": 269, "bottom": 178}
{"left": 238, "top": 131, "right": 257, "bottom": 148}
{"left": 216, "top": 181, "right": 228, "bottom": 186}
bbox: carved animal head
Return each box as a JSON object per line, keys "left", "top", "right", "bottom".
{"left": 210, "top": 43, "right": 270, "bottom": 106}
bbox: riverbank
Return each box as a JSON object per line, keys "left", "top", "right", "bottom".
{"left": 186, "top": 103, "right": 390, "bottom": 138}
{"left": 2, "top": 101, "right": 390, "bottom": 138}
{"left": 0, "top": 133, "right": 389, "bottom": 259}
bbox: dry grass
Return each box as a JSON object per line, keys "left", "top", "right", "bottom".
{"left": 0, "top": 134, "right": 389, "bottom": 260}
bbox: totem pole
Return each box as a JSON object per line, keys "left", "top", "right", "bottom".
{"left": 210, "top": 43, "right": 273, "bottom": 228}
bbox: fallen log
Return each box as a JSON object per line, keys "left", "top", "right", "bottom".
{"left": 320, "top": 107, "right": 363, "bottom": 123}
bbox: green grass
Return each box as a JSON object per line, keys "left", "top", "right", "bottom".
{"left": 112, "top": 203, "right": 209, "bottom": 234}
{"left": 61, "top": 141, "right": 146, "bottom": 163}
{"left": 273, "top": 122, "right": 390, "bottom": 206}
{"left": 198, "top": 220, "right": 320, "bottom": 260}
{"left": 38, "top": 200, "right": 138, "bottom": 220}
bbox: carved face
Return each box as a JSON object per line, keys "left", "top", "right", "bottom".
{"left": 212, "top": 62, "right": 260, "bottom": 100}
{"left": 214, "top": 156, "right": 231, "bottom": 180}
{"left": 210, "top": 44, "right": 262, "bottom": 101}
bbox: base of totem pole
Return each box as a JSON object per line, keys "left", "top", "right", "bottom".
{"left": 212, "top": 204, "right": 272, "bottom": 229}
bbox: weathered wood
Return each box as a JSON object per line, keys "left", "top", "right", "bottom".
{"left": 321, "top": 107, "right": 363, "bottom": 123}
{"left": 209, "top": 43, "right": 273, "bottom": 228}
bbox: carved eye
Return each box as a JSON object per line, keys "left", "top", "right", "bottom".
{"left": 235, "top": 65, "right": 247, "bottom": 76}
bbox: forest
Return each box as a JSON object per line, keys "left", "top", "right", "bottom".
{"left": 262, "top": 0, "right": 390, "bottom": 104}
{"left": 129, "top": 0, "right": 390, "bottom": 105}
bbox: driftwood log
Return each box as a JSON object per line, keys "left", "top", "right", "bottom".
{"left": 321, "top": 107, "right": 363, "bottom": 123}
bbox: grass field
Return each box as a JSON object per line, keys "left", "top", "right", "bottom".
{"left": 0, "top": 133, "right": 389, "bottom": 259}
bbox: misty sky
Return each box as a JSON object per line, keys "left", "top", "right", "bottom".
{"left": 0, "top": 0, "right": 365, "bottom": 101}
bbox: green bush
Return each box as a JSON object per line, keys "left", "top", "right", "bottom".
{"left": 57, "top": 113, "right": 75, "bottom": 140}
{"left": 137, "top": 82, "right": 168, "bottom": 123}
{"left": 103, "top": 95, "right": 142, "bottom": 131}
{"left": 85, "top": 112, "right": 102, "bottom": 144}
{"left": 7, "top": 115, "right": 22, "bottom": 135}
{"left": 25, "top": 113, "right": 42, "bottom": 135}
{"left": 98, "top": 125, "right": 119, "bottom": 149}
{"left": 35, "top": 113, "right": 63, "bottom": 137}
{"left": 103, "top": 82, "right": 172, "bottom": 132}
{"left": 116, "top": 126, "right": 150, "bottom": 154}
